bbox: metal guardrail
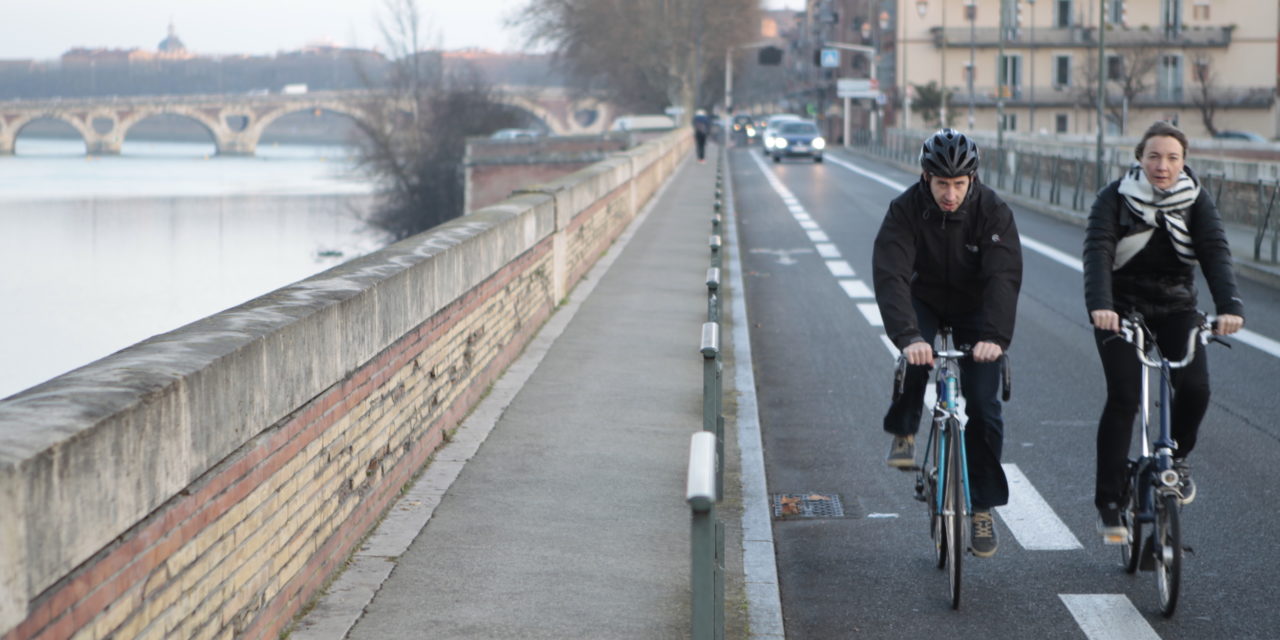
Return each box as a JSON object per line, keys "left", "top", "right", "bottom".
{"left": 689, "top": 150, "right": 727, "bottom": 640}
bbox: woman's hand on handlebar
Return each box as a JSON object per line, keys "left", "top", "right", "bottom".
{"left": 902, "top": 341, "right": 934, "bottom": 367}
{"left": 1091, "top": 309, "right": 1120, "bottom": 333}
{"left": 1214, "top": 313, "right": 1244, "bottom": 336}
{"left": 972, "top": 341, "right": 1004, "bottom": 363}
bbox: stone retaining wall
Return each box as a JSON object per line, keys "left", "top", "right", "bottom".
{"left": 0, "top": 130, "right": 692, "bottom": 640}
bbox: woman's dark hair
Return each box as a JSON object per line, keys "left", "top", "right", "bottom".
{"left": 1134, "top": 121, "right": 1189, "bottom": 159}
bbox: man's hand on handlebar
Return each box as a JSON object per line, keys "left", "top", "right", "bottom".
{"left": 972, "top": 341, "right": 1004, "bottom": 363}
{"left": 902, "top": 341, "right": 934, "bottom": 367}
{"left": 1214, "top": 313, "right": 1243, "bottom": 336}
{"left": 1091, "top": 309, "right": 1120, "bottom": 333}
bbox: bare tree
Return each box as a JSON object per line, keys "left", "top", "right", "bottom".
{"left": 1075, "top": 43, "right": 1162, "bottom": 135}
{"left": 513, "top": 0, "right": 759, "bottom": 119}
{"left": 353, "top": 0, "right": 527, "bottom": 240}
{"left": 1191, "top": 55, "right": 1222, "bottom": 136}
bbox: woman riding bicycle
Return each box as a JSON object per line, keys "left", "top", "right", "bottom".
{"left": 1083, "top": 120, "right": 1245, "bottom": 543}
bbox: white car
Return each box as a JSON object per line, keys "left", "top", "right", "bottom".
{"left": 760, "top": 114, "right": 803, "bottom": 154}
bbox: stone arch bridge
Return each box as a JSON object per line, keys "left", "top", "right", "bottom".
{"left": 0, "top": 87, "right": 618, "bottom": 156}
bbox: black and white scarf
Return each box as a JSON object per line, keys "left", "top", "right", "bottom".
{"left": 1114, "top": 163, "right": 1200, "bottom": 269}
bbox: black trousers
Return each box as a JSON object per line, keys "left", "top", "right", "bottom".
{"left": 883, "top": 299, "right": 1010, "bottom": 510}
{"left": 1093, "top": 310, "right": 1210, "bottom": 509}
{"left": 694, "top": 132, "right": 707, "bottom": 160}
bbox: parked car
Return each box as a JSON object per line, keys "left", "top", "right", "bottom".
{"left": 767, "top": 120, "right": 826, "bottom": 163}
{"left": 760, "top": 114, "right": 803, "bottom": 154}
{"left": 609, "top": 114, "right": 676, "bottom": 132}
{"left": 490, "top": 128, "right": 541, "bottom": 140}
{"left": 1213, "top": 129, "right": 1267, "bottom": 142}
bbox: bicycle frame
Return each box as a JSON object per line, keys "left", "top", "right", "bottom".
{"left": 1112, "top": 313, "right": 1218, "bottom": 617}
{"left": 929, "top": 329, "right": 972, "bottom": 518}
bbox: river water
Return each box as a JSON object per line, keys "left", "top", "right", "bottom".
{"left": 0, "top": 138, "right": 386, "bottom": 399}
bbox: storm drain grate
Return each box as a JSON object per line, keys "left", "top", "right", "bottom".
{"left": 770, "top": 493, "right": 846, "bottom": 519}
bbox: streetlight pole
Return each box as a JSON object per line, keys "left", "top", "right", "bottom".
{"left": 1095, "top": 0, "right": 1106, "bottom": 190}
{"left": 1028, "top": 0, "right": 1036, "bottom": 133}
{"left": 967, "top": 2, "right": 976, "bottom": 130}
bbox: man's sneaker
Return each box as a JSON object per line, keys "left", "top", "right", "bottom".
{"left": 1174, "top": 458, "right": 1196, "bottom": 505}
{"left": 886, "top": 435, "right": 915, "bottom": 469}
{"left": 1098, "top": 503, "right": 1127, "bottom": 545}
{"left": 971, "top": 511, "right": 998, "bottom": 557}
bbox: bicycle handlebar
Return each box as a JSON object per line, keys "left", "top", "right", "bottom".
{"left": 1106, "top": 312, "right": 1225, "bottom": 369}
{"left": 890, "top": 346, "right": 1012, "bottom": 402}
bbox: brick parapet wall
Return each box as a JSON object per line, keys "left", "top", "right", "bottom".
{"left": 0, "top": 130, "right": 692, "bottom": 639}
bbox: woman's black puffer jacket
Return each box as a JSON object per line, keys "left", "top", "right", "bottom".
{"left": 1083, "top": 173, "right": 1245, "bottom": 320}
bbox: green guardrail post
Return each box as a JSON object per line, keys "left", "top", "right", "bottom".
{"left": 700, "top": 322, "right": 723, "bottom": 501}
{"left": 687, "top": 431, "right": 722, "bottom": 640}
{"left": 706, "top": 268, "right": 720, "bottom": 323}
{"left": 709, "top": 234, "right": 722, "bottom": 269}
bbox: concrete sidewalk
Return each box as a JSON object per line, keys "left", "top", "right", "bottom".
{"left": 290, "top": 151, "right": 750, "bottom": 639}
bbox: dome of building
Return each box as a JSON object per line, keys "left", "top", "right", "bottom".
{"left": 158, "top": 21, "right": 186, "bottom": 53}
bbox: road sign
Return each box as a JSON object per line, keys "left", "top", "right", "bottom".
{"left": 837, "top": 78, "right": 880, "bottom": 99}
{"left": 820, "top": 48, "right": 840, "bottom": 68}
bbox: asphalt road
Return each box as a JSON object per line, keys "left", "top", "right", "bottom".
{"left": 731, "top": 144, "right": 1280, "bottom": 639}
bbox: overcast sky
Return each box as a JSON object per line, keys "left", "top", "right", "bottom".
{"left": 1, "top": 1, "right": 803, "bottom": 62}
{"left": 0, "top": 0, "right": 530, "bottom": 61}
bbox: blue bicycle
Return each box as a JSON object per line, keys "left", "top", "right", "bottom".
{"left": 1107, "top": 312, "right": 1224, "bottom": 617}
{"left": 893, "top": 327, "right": 1011, "bottom": 609}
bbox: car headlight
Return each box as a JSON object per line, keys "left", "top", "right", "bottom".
{"left": 746, "top": 126, "right": 755, "bottom": 135}
{"left": 776, "top": 138, "right": 788, "bottom": 149}
{"left": 812, "top": 137, "right": 826, "bottom": 150}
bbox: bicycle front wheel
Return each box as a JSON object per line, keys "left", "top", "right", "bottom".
{"left": 1155, "top": 494, "right": 1181, "bottom": 617}
{"left": 1121, "top": 473, "right": 1141, "bottom": 574}
{"left": 945, "top": 420, "right": 965, "bottom": 609}
{"left": 927, "top": 422, "right": 945, "bottom": 569}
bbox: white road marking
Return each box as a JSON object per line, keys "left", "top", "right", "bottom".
{"left": 839, "top": 280, "right": 874, "bottom": 299}
{"left": 825, "top": 260, "right": 855, "bottom": 277}
{"left": 807, "top": 230, "right": 829, "bottom": 242}
{"left": 858, "top": 303, "right": 883, "bottom": 326}
{"left": 996, "top": 464, "right": 1083, "bottom": 550}
{"left": 799, "top": 220, "right": 820, "bottom": 230}
{"left": 1059, "top": 595, "right": 1163, "bottom": 640}
{"left": 815, "top": 243, "right": 841, "bottom": 258}
{"left": 879, "top": 335, "right": 898, "bottom": 356}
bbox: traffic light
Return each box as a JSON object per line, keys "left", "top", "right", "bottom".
{"left": 758, "top": 46, "right": 783, "bottom": 65}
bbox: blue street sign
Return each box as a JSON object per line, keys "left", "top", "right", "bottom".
{"left": 820, "top": 48, "right": 839, "bottom": 68}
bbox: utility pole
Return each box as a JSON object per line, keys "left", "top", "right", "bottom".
{"left": 1095, "top": 0, "right": 1106, "bottom": 191}
{"left": 997, "top": 0, "right": 1008, "bottom": 164}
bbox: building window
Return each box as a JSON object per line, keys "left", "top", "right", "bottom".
{"left": 1056, "top": 113, "right": 1069, "bottom": 133}
{"left": 1001, "top": 113, "right": 1018, "bottom": 132}
{"left": 1054, "top": 55, "right": 1072, "bottom": 87}
{"left": 1055, "top": 0, "right": 1072, "bottom": 28}
{"left": 999, "top": 54, "right": 1023, "bottom": 98}
{"left": 1192, "top": 1, "right": 1209, "bottom": 21}
{"left": 1107, "top": 55, "right": 1124, "bottom": 81}
{"left": 1108, "top": 0, "right": 1125, "bottom": 25}
{"left": 1162, "top": 0, "right": 1184, "bottom": 37}
{"left": 1158, "top": 54, "right": 1184, "bottom": 101}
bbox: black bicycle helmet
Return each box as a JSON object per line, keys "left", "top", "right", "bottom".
{"left": 920, "top": 128, "right": 980, "bottom": 177}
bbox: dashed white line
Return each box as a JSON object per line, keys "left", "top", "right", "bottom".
{"left": 1059, "top": 595, "right": 1163, "bottom": 640}
{"left": 996, "top": 464, "right": 1083, "bottom": 550}
{"left": 825, "top": 260, "right": 855, "bottom": 277}
{"left": 858, "top": 303, "right": 883, "bottom": 326}
{"left": 815, "top": 243, "right": 841, "bottom": 258}
{"left": 807, "top": 230, "right": 829, "bottom": 242}
{"left": 839, "top": 280, "right": 874, "bottom": 299}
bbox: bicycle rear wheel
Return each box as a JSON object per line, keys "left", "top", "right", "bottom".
{"left": 1155, "top": 494, "right": 1181, "bottom": 617}
{"left": 945, "top": 420, "right": 964, "bottom": 609}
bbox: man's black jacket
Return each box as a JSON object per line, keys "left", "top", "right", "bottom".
{"left": 872, "top": 177, "right": 1023, "bottom": 350}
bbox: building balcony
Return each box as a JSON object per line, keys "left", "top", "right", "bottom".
{"left": 930, "top": 25, "right": 1234, "bottom": 49}
{"left": 939, "top": 84, "right": 1274, "bottom": 109}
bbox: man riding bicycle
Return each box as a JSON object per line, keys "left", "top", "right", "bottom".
{"left": 872, "top": 128, "right": 1024, "bottom": 557}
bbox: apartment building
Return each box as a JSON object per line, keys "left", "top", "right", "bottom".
{"left": 897, "top": 0, "right": 1278, "bottom": 139}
